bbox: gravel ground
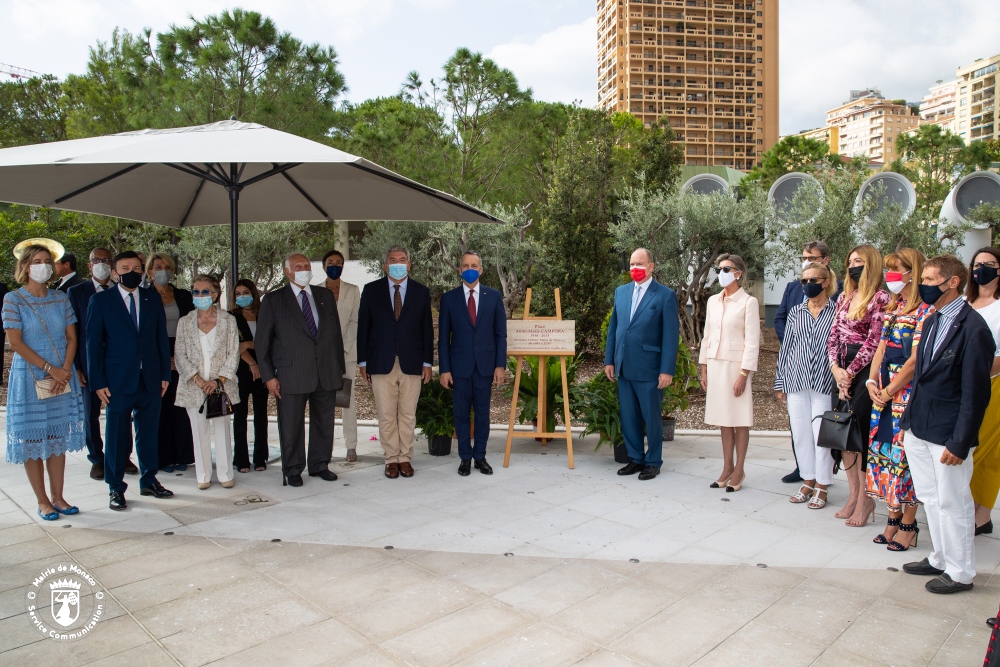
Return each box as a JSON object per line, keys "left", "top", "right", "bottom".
{"left": 0, "top": 324, "right": 788, "bottom": 430}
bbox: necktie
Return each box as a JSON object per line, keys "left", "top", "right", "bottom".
{"left": 468, "top": 290, "right": 477, "bottom": 326}
{"left": 630, "top": 284, "right": 642, "bottom": 320}
{"left": 99, "top": 284, "right": 107, "bottom": 291}
{"left": 394, "top": 284, "right": 402, "bottom": 321}
{"left": 128, "top": 292, "right": 138, "bottom": 331}
{"left": 300, "top": 290, "right": 318, "bottom": 339}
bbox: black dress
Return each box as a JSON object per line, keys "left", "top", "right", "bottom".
{"left": 158, "top": 286, "right": 195, "bottom": 469}
{"left": 232, "top": 311, "right": 270, "bottom": 469}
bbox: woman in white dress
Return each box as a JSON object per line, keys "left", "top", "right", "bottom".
{"left": 699, "top": 254, "right": 761, "bottom": 492}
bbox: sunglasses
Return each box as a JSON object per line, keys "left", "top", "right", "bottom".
{"left": 799, "top": 278, "right": 825, "bottom": 285}
{"left": 191, "top": 289, "right": 215, "bottom": 297}
{"left": 717, "top": 266, "right": 738, "bottom": 273}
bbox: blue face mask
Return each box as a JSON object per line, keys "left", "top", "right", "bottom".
{"left": 462, "top": 269, "right": 480, "bottom": 284}
{"left": 325, "top": 265, "right": 343, "bottom": 280}
{"left": 387, "top": 264, "right": 408, "bottom": 280}
{"left": 235, "top": 295, "right": 253, "bottom": 308}
{"left": 193, "top": 296, "right": 214, "bottom": 311}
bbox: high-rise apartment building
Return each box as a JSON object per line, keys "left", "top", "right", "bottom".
{"left": 919, "top": 79, "right": 957, "bottom": 133}
{"left": 825, "top": 89, "right": 918, "bottom": 164}
{"left": 597, "top": 0, "right": 779, "bottom": 171}
{"left": 955, "top": 53, "right": 998, "bottom": 144}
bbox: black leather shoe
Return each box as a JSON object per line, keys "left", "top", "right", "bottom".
{"left": 139, "top": 481, "right": 174, "bottom": 498}
{"left": 474, "top": 459, "right": 493, "bottom": 475}
{"left": 309, "top": 470, "right": 338, "bottom": 481}
{"left": 284, "top": 474, "right": 303, "bottom": 487}
{"left": 987, "top": 617, "right": 997, "bottom": 629}
{"left": 617, "top": 462, "right": 643, "bottom": 476}
{"left": 124, "top": 458, "right": 139, "bottom": 475}
{"left": 976, "top": 520, "right": 993, "bottom": 536}
{"left": 458, "top": 460, "right": 471, "bottom": 476}
{"left": 638, "top": 466, "right": 660, "bottom": 480}
{"left": 90, "top": 463, "right": 104, "bottom": 480}
{"left": 925, "top": 573, "right": 974, "bottom": 594}
{"left": 903, "top": 557, "right": 945, "bottom": 576}
{"left": 109, "top": 491, "right": 127, "bottom": 511}
{"left": 781, "top": 468, "right": 802, "bottom": 484}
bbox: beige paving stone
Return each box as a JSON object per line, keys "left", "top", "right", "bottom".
{"left": 878, "top": 566, "right": 987, "bottom": 620}
{"left": 159, "top": 597, "right": 329, "bottom": 666}
{"left": 45, "top": 526, "right": 134, "bottom": 552}
{"left": 632, "top": 562, "right": 734, "bottom": 597}
{"left": 381, "top": 599, "right": 536, "bottom": 666}
{"left": 570, "top": 649, "right": 650, "bottom": 666}
{"left": 0, "top": 523, "right": 45, "bottom": 548}
{"left": 493, "top": 560, "right": 630, "bottom": 618}
{"left": 686, "top": 564, "right": 807, "bottom": 621}
{"left": 215, "top": 537, "right": 355, "bottom": 572}
{"left": 404, "top": 549, "right": 497, "bottom": 576}
{"left": 0, "top": 633, "right": 80, "bottom": 665}
{"left": 337, "top": 577, "right": 484, "bottom": 643}
{"left": 0, "top": 536, "right": 65, "bottom": 567}
{"left": 548, "top": 579, "right": 681, "bottom": 645}
{"left": 82, "top": 641, "right": 182, "bottom": 666}
{"left": 264, "top": 545, "right": 399, "bottom": 586}
{"left": 0, "top": 611, "right": 49, "bottom": 652}
{"left": 330, "top": 645, "right": 411, "bottom": 666}
{"left": 207, "top": 617, "right": 372, "bottom": 666}
{"left": 72, "top": 532, "right": 201, "bottom": 569}
{"left": 109, "top": 555, "right": 260, "bottom": 612}
{"left": 808, "top": 646, "right": 885, "bottom": 667}
{"left": 829, "top": 598, "right": 958, "bottom": 666}
{"left": 753, "top": 579, "right": 876, "bottom": 645}
{"left": 928, "top": 620, "right": 992, "bottom": 666}
{"left": 690, "top": 619, "right": 826, "bottom": 666}
{"left": 453, "top": 621, "right": 599, "bottom": 667}
{"left": 59, "top": 614, "right": 153, "bottom": 664}
{"left": 90, "top": 539, "right": 232, "bottom": 588}
{"left": 777, "top": 565, "right": 901, "bottom": 598}
{"left": 287, "top": 559, "right": 438, "bottom": 615}
{"left": 447, "top": 554, "right": 562, "bottom": 596}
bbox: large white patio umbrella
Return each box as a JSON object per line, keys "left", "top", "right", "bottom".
{"left": 0, "top": 120, "right": 499, "bottom": 278}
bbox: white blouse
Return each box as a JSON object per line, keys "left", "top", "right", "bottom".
{"left": 199, "top": 327, "right": 218, "bottom": 379}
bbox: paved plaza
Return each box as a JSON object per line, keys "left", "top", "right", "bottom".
{"left": 0, "top": 418, "right": 997, "bottom": 666}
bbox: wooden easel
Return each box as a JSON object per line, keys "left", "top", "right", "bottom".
{"left": 503, "top": 288, "right": 575, "bottom": 469}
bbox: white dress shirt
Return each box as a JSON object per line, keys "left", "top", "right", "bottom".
{"left": 58, "top": 271, "right": 77, "bottom": 288}
{"left": 290, "top": 282, "right": 318, "bottom": 332}
{"left": 464, "top": 282, "right": 480, "bottom": 316}
{"left": 92, "top": 278, "right": 111, "bottom": 292}
{"left": 118, "top": 283, "right": 140, "bottom": 327}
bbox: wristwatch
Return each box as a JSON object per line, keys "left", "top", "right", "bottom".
{"left": 740, "top": 371, "right": 749, "bottom": 378}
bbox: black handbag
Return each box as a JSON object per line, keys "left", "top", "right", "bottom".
{"left": 816, "top": 399, "right": 864, "bottom": 452}
{"left": 199, "top": 381, "right": 234, "bottom": 419}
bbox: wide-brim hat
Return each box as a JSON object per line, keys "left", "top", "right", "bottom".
{"left": 13, "top": 238, "right": 65, "bottom": 262}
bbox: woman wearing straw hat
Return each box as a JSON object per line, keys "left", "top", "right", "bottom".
{"left": 2, "top": 239, "right": 86, "bottom": 521}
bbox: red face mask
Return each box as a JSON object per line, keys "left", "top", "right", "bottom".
{"left": 630, "top": 267, "right": 647, "bottom": 283}
{"left": 884, "top": 272, "right": 903, "bottom": 283}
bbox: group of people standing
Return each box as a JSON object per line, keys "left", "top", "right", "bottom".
{"left": 773, "top": 240, "right": 999, "bottom": 594}
{"left": 3, "top": 240, "right": 506, "bottom": 515}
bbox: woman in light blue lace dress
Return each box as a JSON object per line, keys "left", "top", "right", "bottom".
{"left": 3, "top": 241, "right": 85, "bottom": 521}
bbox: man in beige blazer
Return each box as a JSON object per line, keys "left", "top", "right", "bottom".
{"left": 323, "top": 250, "right": 361, "bottom": 461}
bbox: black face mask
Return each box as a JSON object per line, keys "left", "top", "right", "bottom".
{"left": 848, "top": 266, "right": 865, "bottom": 283}
{"left": 118, "top": 270, "right": 143, "bottom": 289}
{"left": 803, "top": 283, "right": 825, "bottom": 299}
{"left": 972, "top": 266, "right": 999, "bottom": 286}
{"left": 918, "top": 282, "right": 949, "bottom": 306}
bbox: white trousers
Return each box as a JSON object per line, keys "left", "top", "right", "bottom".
{"left": 787, "top": 389, "right": 835, "bottom": 485}
{"left": 186, "top": 407, "right": 234, "bottom": 484}
{"left": 904, "top": 430, "right": 976, "bottom": 584}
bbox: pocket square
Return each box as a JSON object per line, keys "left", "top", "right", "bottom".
{"left": 939, "top": 349, "right": 956, "bottom": 365}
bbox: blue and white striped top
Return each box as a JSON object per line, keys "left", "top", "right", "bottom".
{"left": 774, "top": 299, "right": 837, "bottom": 394}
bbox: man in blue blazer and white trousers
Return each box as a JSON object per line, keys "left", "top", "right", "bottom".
{"left": 604, "top": 248, "right": 679, "bottom": 480}
{"left": 439, "top": 251, "right": 507, "bottom": 476}
{"left": 87, "top": 251, "right": 174, "bottom": 511}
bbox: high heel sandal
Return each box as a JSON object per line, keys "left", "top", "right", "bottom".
{"left": 887, "top": 522, "right": 919, "bottom": 551}
{"left": 873, "top": 516, "right": 901, "bottom": 544}
{"left": 710, "top": 475, "right": 732, "bottom": 489}
{"left": 790, "top": 484, "right": 815, "bottom": 503}
{"left": 807, "top": 487, "right": 828, "bottom": 509}
{"left": 726, "top": 474, "right": 744, "bottom": 493}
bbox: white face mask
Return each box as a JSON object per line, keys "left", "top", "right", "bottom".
{"left": 886, "top": 280, "right": 907, "bottom": 294}
{"left": 718, "top": 270, "right": 737, "bottom": 287}
{"left": 292, "top": 270, "right": 313, "bottom": 287}
{"left": 29, "top": 263, "right": 54, "bottom": 284}
{"left": 91, "top": 263, "right": 112, "bottom": 281}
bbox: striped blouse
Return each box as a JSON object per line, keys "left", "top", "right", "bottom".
{"left": 774, "top": 299, "right": 837, "bottom": 394}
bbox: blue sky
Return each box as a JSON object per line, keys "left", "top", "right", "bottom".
{"left": 2, "top": 0, "right": 999, "bottom": 135}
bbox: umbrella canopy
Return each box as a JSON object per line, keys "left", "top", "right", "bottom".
{"left": 0, "top": 120, "right": 499, "bottom": 278}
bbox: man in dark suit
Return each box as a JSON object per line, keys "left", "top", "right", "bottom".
{"left": 54, "top": 252, "right": 84, "bottom": 292}
{"left": 604, "top": 248, "right": 680, "bottom": 481}
{"left": 439, "top": 251, "right": 507, "bottom": 476}
{"left": 69, "top": 247, "right": 137, "bottom": 480}
{"left": 87, "top": 251, "right": 174, "bottom": 511}
{"left": 900, "top": 254, "right": 995, "bottom": 594}
{"left": 256, "top": 252, "right": 345, "bottom": 487}
{"left": 358, "top": 246, "right": 433, "bottom": 479}
{"left": 774, "top": 240, "right": 842, "bottom": 484}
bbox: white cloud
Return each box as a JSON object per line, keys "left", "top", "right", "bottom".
{"left": 488, "top": 17, "right": 597, "bottom": 105}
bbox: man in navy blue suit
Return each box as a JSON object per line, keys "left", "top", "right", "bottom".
{"left": 604, "top": 248, "right": 680, "bottom": 481}
{"left": 87, "top": 251, "right": 173, "bottom": 511}
{"left": 69, "top": 247, "right": 138, "bottom": 480}
{"left": 358, "top": 246, "right": 434, "bottom": 479}
{"left": 439, "top": 251, "right": 507, "bottom": 476}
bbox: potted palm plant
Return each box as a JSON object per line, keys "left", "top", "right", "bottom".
{"left": 661, "top": 337, "right": 699, "bottom": 441}
{"left": 416, "top": 377, "right": 455, "bottom": 456}
{"left": 577, "top": 372, "right": 630, "bottom": 463}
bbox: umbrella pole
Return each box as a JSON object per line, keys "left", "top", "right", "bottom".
{"left": 229, "top": 163, "right": 240, "bottom": 291}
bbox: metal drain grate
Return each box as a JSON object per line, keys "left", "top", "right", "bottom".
{"left": 165, "top": 492, "right": 277, "bottom": 525}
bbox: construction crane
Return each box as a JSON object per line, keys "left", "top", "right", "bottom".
{"left": 0, "top": 63, "right": 45, "bottom": 80}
